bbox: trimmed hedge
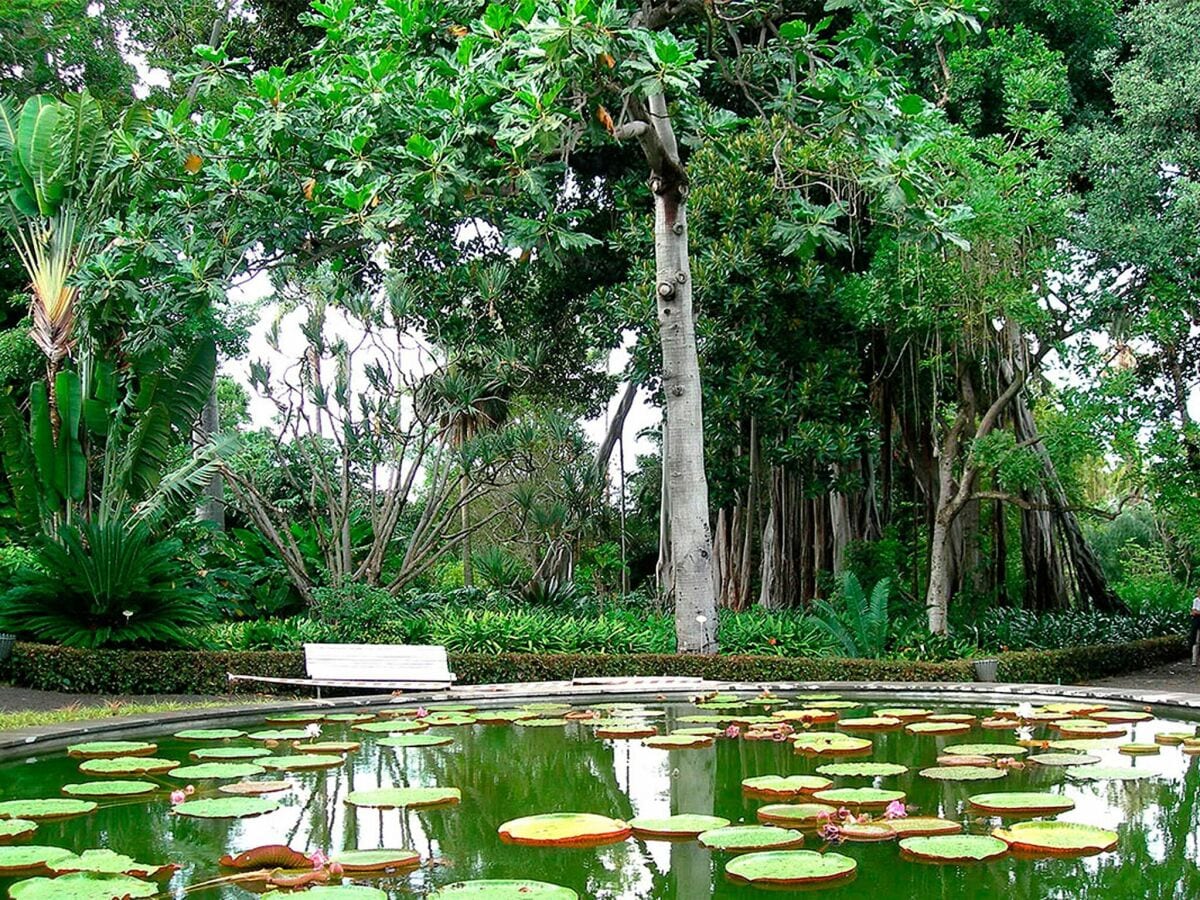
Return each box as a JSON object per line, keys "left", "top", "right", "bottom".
{"left": 2, "top": 636, "right": 1185, "bottom": 696}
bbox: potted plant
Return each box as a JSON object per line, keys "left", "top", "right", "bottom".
{"left": 972, "top": 656, "right": 1000, "bottom": 682}
{"left": 0, "top": 632, "right": 15, "bottom": 662}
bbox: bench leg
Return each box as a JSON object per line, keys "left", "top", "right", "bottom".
{"left": 316, "top": 686, "right": 322, "bottom": 700}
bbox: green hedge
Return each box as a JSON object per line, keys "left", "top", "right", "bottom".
{"left": 2, "top": 636, "right": 1185, "bottom": 696}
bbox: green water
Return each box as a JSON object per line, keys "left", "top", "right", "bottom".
{"left": 1, "top": 696, "right": 1198, "bottom": 898}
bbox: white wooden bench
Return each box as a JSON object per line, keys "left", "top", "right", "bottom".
{"left": 228, "top": 643, "right": 457, "bottom": 697}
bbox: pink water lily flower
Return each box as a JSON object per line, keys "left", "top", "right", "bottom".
{"left": 818, "top": 822, "right": 843, "bottom": 843}
{"left": 414, "top": 707, "right": 429, "bottom": 718}
{"left": 310, "top": 850, "right": 329, "bottom": 869}
{"left": 170, "top": 790, "right": 186, "bottom": 805}
{"left": 836, "top": 807, "right": 852, "bottom": 822}
{"left": 723, "top": 724, "right": 741, "bottom": 739}
{"left": 884, "top": 800, "right": 908, "bottom": 820}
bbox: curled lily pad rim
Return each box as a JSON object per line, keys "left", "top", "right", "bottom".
{"left": 724, "top": 849, "right": 858, "bottom": 886}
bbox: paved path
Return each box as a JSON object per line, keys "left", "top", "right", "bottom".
{"left": 1088, "top": 658, "right": 1200, "bottom": 693}
{"left": 0, "top": 685, "right": 237, "bottom": 712}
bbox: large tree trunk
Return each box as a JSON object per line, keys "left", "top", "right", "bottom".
{"left": 195, "top": 369, "right": 225, "bottom": 528}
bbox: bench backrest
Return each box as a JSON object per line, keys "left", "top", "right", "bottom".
{"left": 303, "top": 643, "right": 453, "bottom": 682}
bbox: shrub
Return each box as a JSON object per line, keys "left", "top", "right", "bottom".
{"left": 812, "top": 573, "right": 891, "bottom": 658}
{"left": 308, "top": 582, "right": 417, "bottom": 643}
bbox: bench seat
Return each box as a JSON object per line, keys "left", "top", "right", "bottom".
{"left": 228, "top": 642, "right": 456, "bottom": 697}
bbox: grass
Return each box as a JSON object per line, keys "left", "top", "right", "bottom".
{"left": 0, "top": 698, "right": 275, "bottom": 732}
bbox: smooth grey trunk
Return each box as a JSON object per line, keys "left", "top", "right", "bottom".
{"left": 195, "top": 369, "right": 225, "bottom": 528}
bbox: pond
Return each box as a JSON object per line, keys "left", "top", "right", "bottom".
{"left": 0, "top": 693, "right": 1197, "bottom": 898}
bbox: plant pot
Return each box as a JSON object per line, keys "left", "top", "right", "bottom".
{"left": 972, "top": 658, "right": 999, "bottom": 683}
{"left": 0, "top": 633, "right": 15, "bottom": 662}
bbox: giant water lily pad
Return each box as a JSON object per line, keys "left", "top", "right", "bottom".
{"left": 772, "top": 709, "right": 839, "bottom": 724}
{"left": 1052, "top": 720, "right": 1126, "bottom": 738}
{"left": 219, "top": 781, "right": 292, "bottom": 796}
{"left": 377, "top": 734, "right": 454, "bottom": 749}
{"left": 498, "top": 813, "right": 630, "bottom": 846}
{"left": 174, "top": 797, "right": 279, "bottom": 819}
{"left": 293, "top": 741, "right": 360, "bottom": 755}
{"left": 967, "top": 792, "right": 1075, "bottom": 816}
{"left": 756, "top": 802, "right": 837, "bottom": 828}
{"left": 907, "top": 722, "right": 971, "bottom": 736}
{"left": 173, "top": 729, "right": 246, "bottom": 741}
{"left": 48, "top": 850, "right": 174, "bottom": 879}
{"left": 355, "top": 720, "right": 428, "bottom": 734}
{"left": 815, "top": 762, "right": 908, "bottom": 778}
{"left": 812, "top": 788, "right": 905, "bottom": 810}
{"left": 993, "top": 821, "right": 1117, "bottom": 856}
{"left": 516, "top": 703, "right": 565, "bottom": 713}
{"left": 0, "top": 800, "right": 97, "bottom": 821}
{"left": 837, "top": 822, "right": 896, "bottom": 842}
{"left": 261, "top": 754, "right": 345, "bottom": 771}
{"left": 347, "top": 787, "right": 461, "bottom": 809}
{"left": 595, "top": 725, "right": 657, "bottom": 739}
{"left": 66, "top": 741, "right": 156, "bottom": 760}
{"left": 1089, "top": 711, "right": 1152, "bottom": 723}
{"left": 78, "top": 757, "right": 177, "bottom": 776}
{"left": 262, "top": 888, "right": 386, "bottom": 900}
{"left": 929, "top": 714, "right": 977, "bottom": 724}
{"left": 473, "top": 709, "right": 537, "bottom": 724}
{"left": 0, "top": 820, "right": 37, "bottom": 844}
{"left": 430, "top": 881, "right": 577, "bottom": 899}
{"left": 882, "top": 817, "right": 963, "bottom": 837}
{"left": 1119, "top": 743, "right": 1160, "bottom": 756}
{"left": 1155, "top": 732, "right": 1194, "bottom": 745}
{"left": 62, "top": 781, "right": 156, "bottom": 798}
{"left": 248, "top": 729, "right": 312, "bottom": 741}
{"left": 642, "top": 734, "right": 713, "bottom": 750}
{"left": 899, "top": 835, "right": 1008, "bottom": 863}
{"left": 1066, "top": 766, "right": 1153, "bottom": 781}
{"left": 332, "top": 849, "right": 421, "bottom": 872}
{"left": 838, "top": 717, "right": 902, "bottom": 732}
{"left": 323, "top": 713, "right": 375, "bottom": 723}
{"left": 874, "top": 708, "right": 932, "bottom": 721}
{"left": 943, "top": 744, "right": 1028, "bottom": 758}
{"left": 742, "top": 775, "right": 831, "bottom": 798}
{"left": 725, "top": 850, "right": 857, "bottom": 886}
{"left": 190, "top": 747, "right": 271, "bottom": 761}
{"left": 0, "top": 846, "right": 74, "bottom": 874}
{"left": 515, "top": 718, "right": 569, "bottom": 728}
{"left": 424, "top": 713, "right": 477, "bottom": 727}
{"left": 629, "top": 814, "right": 730, "bottom": 838}
{"left": 1027, "top": 753, "right": 1100, "bottom": 767}
{"left": 264, "top": 712, "right": 324, "bottom": 724}
{"left": 919, "top": 766, "right": 1007, "bottom": 782}
{"left": 1040, "top": 702, "right": 1107, "bottom": 715}
{"left": 8, "top": 872, "right": 157, "bottom": 899}
{"left": 167, "top": 762, "right": 266, "bottom": 780}
{"left": 793, "top": 732, "right": 872, "bottom": 755}
{"left": 220, "top": 845, "right": 313, "bottom": 869}
{"left": 698, "top": 825, "right": 806, "bottom": 852}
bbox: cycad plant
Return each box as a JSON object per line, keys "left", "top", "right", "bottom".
{"left": 812, "top": 573, "right": 892, "bottom": 659}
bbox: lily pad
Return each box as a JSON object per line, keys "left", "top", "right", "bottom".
{"left": 261, "top": 754, "right": 345, "bottom": 771}
{"left": 1089, "top": 711, "right": 1153, "bottom": 723}
{"left": 424, "top": 713, "right": 477, "bottom": 726}
{"left": 772, "top": 709, "right": 839, "bottom": 724}
{"left": 742, "top": 775, "right": 832, "bottom": 797}
{"left": 793, "top": 732, "right": 872, "bottom": 755}
{"left": 0, "top": 800, "right": 97, "bottom": 821}
{"left": 354, "top": 720, "right": 428, "bottom": 734}
{"left": 517, "top": 703, "right": 566, "bottom": 712}
{"left": 811, "top": 787, "right": 905, "bottom": 810}
{"left": 642, "top": 734, "right": 713, "bottom": 749}
{"left": 1048, "top": 739, "right": 1117, "bottom": 751}
{"left": 515, "top": 718, "right": 569, "bottom": 727}
{"left": 346, "top": 787, "right": 461, "bottom": 809}
{"left": 220, "top": 845, "right": 313, "bottom": 869}
{"left": 1154, "top": 732, "right": 1194, "bottom": 745}
{"left": 993, "top": 821, "right": 1118, "bottom": 856}
{"left": 838, "top": 717, "right": 902, "bottom": 732}
{"left": 815, "top": 762, "right": 908, "bottom": 778}
{"left": 261, "top": 888, "right": 386, "bottom": 900}
{"left": 725, "top": 850, "right": 857, "bottom": 886}
{"left": 673, "top": 727, "right": 722, "bottom": 737}
{"left": 874, "top": 708, "right": 932, "bottom": 721}
{"left": 0, "top": 846, "right": 75, "bottom": 875}
{"left": 429, "top": 881, "right": 577, "bottom": 899}
{"left": 66, "top": 741, "right": 156, "bottom": 760}
{"left": 755, "top": 802, "right": 837, "bottom": 828}
{"left": 247, "top": 729, "right": 311, "bottom": 741}
{"left": 1040, "top": 702, "right": 1107, "bottom": 715}
{"left": 167, "top": 762, "right": 266, "bottom": 780}
{"left": 332, "top": 848, "right": 421, "bottom": 872}
{"left": 907, "top": 722, "right": 971, "bottom": 736}
{"left": 882, "top": 817, "right": 963, "bottom": 837}
{"left": 377, "top": 734, "right": 455, "bottom": 749}
{"left": 929, "top": 714, "right": 977, "bottom": 724}
{"left": 1052, "top": 720, "right": 1126, "bottom": 738}
{"left": 78, "top": 757, "right": 177, "bottom": 776}
{"left": 919, "top": 766, "right": 1007, "bottom": 782}
{"left": 8, "top": 872, "right": 157, "bottom": 899}
{"left": 322, "top": 713, "right": 375, "bottom": 723}
{"left": 900, "top": 834, "right": 1008, "bottom": 863}
{"left": 264, "top": 711, "right": 325, "bottom": 724}
{"left": 48, "top": 850, "right": 173, "bottom": 879}
{"left": 1119, "top": 743, "right": 1160, "bottom": 755}
{"left": 967, "top": 792, "right": 1075, "bottom": 816}
{"left": 801, "top": 700, "right": 861, "bottom": 710}
{"left": 937, "top": 755, "right": 997, "bottom": 767}
{"left": 1066, "top": 766, "right": 1153, "bottom": 781}
{"left": 293, "top": 741, "right": 360, "bottom": 754}
{"left": 174, "top": 797, "right": 279, "bottom": 819}
{"left": 61, "top": 781, "right": 156, "bottom": 798}
{"left": 838, "top": 822, "right": 897, "bottom": 842}
{"left": 629, "top": 814, "right": 731, "bottom": 838}
{"left": 698, "top": 825, "right": 806, "bottom": 852}
{"left": 473, "top": 709, "right": 537, "bottom": 724}
{"left": 595, "top": 725, "right": 657, "bottom": 739}
{"left": 942, "top": 743, "right": 1028, "bottom": 758}
{"left": 498, "top": 813, "right": 631, "bottom": 846}
{"left": 190, "top": 747, "right": 272, "bottom": 761}
{"left": 219, "top": 781, "right": 292, "bottom": 796}
{"left": 0, "top": 820, "right": 37, "bottom": 844}
{"left": 173, "top": 729, "right": 246, "bottom": 741}
{"left": 1027, "top": 753, "right": 1101, "bottom": 767}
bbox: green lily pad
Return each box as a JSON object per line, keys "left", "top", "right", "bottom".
{"left": 323, "top": 713, "right": 376, "bottom": 723}
{"left": 498, "top": 813, "right": 631, "bottom": 846}
{"left": 919, "top": 766, "right": 1007, "bottom": 781}
{"left": 377, "top": 734, "right": 455, "bottom": 749}
{"left": 756, "top": 802, "right": 837, "bottom": 828}
{"left": 815, "top": 762, "right": 908, "bottom": 777}
{"left": 8, "top": 872, "right": 157, "bottom": 899}
{"left": 1066, "top": 766, "right": 1154, "bottom": 781}
{"left": 811, "top": 787, "right": 905, "bottom": 809}
{"left": 293, "top": 741, "right": 359, "bottom": 754}
{"left": 174, "top": 797, "right": 279, "bottom": 819}
{"left": 189, "top": 747, "right": 271, "bottom": 761}
{"left": 61, "top": 781, "right": 156, "bottom": 798}
{"left": 725, "top": 850, "right": 857, "bottom": 886}
{"left": 264, "top": 711, "right": 325, "bottom": 724}
{"left": 515, "top": 718, "right": 569, "bottom": 727}
{"left": 1039, "top": 702, "right": 1107, "bottom": 715}
{"left": 332, "top": 848, "right": 421, "bottom": 872}
{"left": 0, "top": 800, "right": 97, "bottom": 821}
{"left": 0, "top": 846, "right": 74, "bottom": 874}
{"left": 907, "top": 721, "right": 972, "bottom": 735}
{"left": 677, "top": 714, "right": 735, "bottom": 724}
{"left": 742, "top": 775, "right": 832, "bottom": 797}
{"left": 66, "top": 741, "right": 156, "bottom": 760}
{"left": 967, "top": 792, "right": 1075, "bottom": 815}
{"left": 261, "top": 754, "right": 345, "bottom": 771}
{"left": 219, "top": 781, "right": 292, "bottom": 796}
{"left": 0, "top": 820, "right": 37, "bottom": 843}
{"left": 595, "top": 725, "right": 657, "bottom": 739}
{"left": 167, "top": 762, "right": 266, "bottom": 780}
{"left": 262, "top": 888, "right": 386, "bottom": 900}
{"left": 429, "top": 880, "right": 577, "bottom": 899}
{"left": 424, "top": 713, "right": 477, "bottom": 726}
{"left": 1155, "top": 732, "right": 1195, "bottom": 745}
{"left": 346, "top": 787, "right": 461, "bottom": 809}
{"left": 1027, "top": 753, "right": 1101, "bottom": 766}
{"left": 47, "top": 849, "right": 173, "bottom": 878}
{"left": 517, "top": 703, "right": 565, "bottom": 712}
{"left": 630, "top": 814, "right": 730, "bottom": 838}
{"left": 838, "top": 717, "right": 902, "bottom": 731}
{"left": 1119, "top": 743, "right": 1160, "bottom": 755}
{"left": 882, "top": 817, "right": 963, "bottom": 837}
{"left": 473, "top": 709, "right": 538, "bottom": 723}
{"left": 943, "top": 743, "right": 1028, "bottom": 757}
{"left": 793, "top": 732, "right": 872, "bottom": 755}
{"left": 173, "top": 729, "right": 246, "bottom": 741}
{"left": 642, "top": 734, "right": 713, "bottom": 749}
{"left": 247, "top": 729, "right": 311, "bottom": 741}
{"left": 354, "top": 720, "right": 428, "bottom": 734}
{"left": 900, "top": 834, "right": 1008, "bottom": 863}
{"left": 78, "top": 757, "right": 177, "bottom": 776}
{"left": 1048, "top": 739, "right": 1117, "bottom": 751}
{"left": 1089, "top": 710, "right": 1153, "bottom": 723}
{"left": 874, "top": 708, "right": 932, "bottom": 720}
{"left": 992, "top": 821, "right": 1118, "bottom": 856}
{"left": 698, "top": 825, "right": 806, "bottom": 852}
{"left": 1053, "top": 719, "right": 1125, "bottom": 735}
